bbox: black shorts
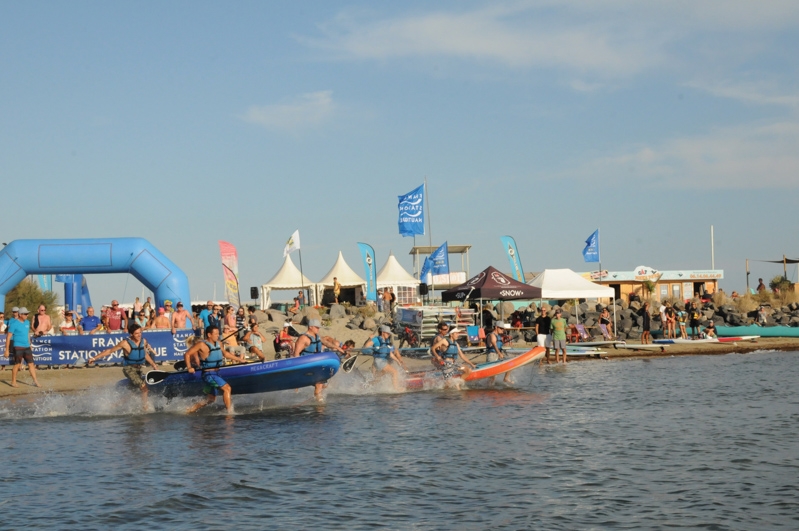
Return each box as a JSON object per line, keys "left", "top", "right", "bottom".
{"left": 12, "top": 347, "right": 34, "bottom": 364}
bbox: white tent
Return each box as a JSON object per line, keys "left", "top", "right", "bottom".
{"left": 316, "top": 251, "right": 367, "bottom": 305}
{"left": 528, "top": 269, "right": 615, "bottom": 299}
{"left": 377, "top": 253, "right": 420, "bottom": 306}
{"left": 528, "top": 268, "right": 617, "bottom": 334}
{"left": 260, "top": 255, "right": 316, "bottom": 309}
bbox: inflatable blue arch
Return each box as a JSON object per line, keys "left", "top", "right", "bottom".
{"left": 0, "top": 238, "right": 191, "bottom": 311}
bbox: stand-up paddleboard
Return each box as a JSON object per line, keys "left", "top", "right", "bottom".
{"left": 567, "top": 340, "right": 626, "bottom": 348}
{"left": 128, "top": 352, "right": 340, "bottom": 397}
{"left": 404, "top": 347, "right": 545, "bottom": 389}
{"left": 717, "top": 335, "right": 759, "bottom": 343}
{"left": 613, "top": 343, "right": 668, "bottom": 352}
{"left": 654, "top": 337, "right": 719, "bottom": 345}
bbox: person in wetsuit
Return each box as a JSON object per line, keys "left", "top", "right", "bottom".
{"left": 89, "top": 323, "right": 160, "bottom": 410}
{"left": 184, "top": 325, "right": 248, "bottom": 414}
{"left": 430, "top": 328, "right": 477, "bottom": 390}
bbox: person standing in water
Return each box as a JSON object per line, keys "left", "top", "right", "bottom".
{"left": 293, "top": 319, "right": 345, "bottom": 402}
{"left": 184, "top": 325, "right": 248, "bottom": 414}
{"left": 4, "top": 307, "right": 40, "bottom": 388}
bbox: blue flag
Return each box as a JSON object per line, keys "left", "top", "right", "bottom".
{"left": 420, "top": 256, "right": 433, "bottom": 284}
{"left": 357, "top": 243, "right": 377, "bottom": 302}
{"left": 430, "top": 242, "right": 450, "bottom": 275}
{"left": 500, "top": 236, "right": 525, "bottom": 281}
{"left": 582, "top": 229, "right": 600, "bottom": 263}
{"left": 398, "top": 184, "right": 425, "bottom": 237}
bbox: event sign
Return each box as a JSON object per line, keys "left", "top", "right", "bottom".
{"left": 0, "top": 329, "right": 195, "bottom": 366}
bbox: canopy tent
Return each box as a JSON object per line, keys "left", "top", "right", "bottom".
{"left": 260, "top": 255, "right": 316, "bottom": 310}
{"left": 377, "top": 253, "right": 420, "bottom": 306}
{"left": 528, "top": 268, "right": 617, "bottom": 333}
{"left": 316, "top": 251, "right": 367, "bottom": 306}
{"left": 527, "top": 268, "right": 615, "bottom": 299}
{"left": 442, "top": 266, "right": 541, "bottom": 303}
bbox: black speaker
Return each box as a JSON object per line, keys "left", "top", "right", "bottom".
{"left": 250, "top": 287, "right": 259, "bottom": 299}
{"left": 419, "top": 283, "right": 429, "bottom": 295}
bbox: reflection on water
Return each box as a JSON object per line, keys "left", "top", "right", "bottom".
{"left": 0, "top": 352, "right": 797, "bottom": 530}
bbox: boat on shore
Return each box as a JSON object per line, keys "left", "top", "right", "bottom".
{"left": 134, "top": 352, "right": 340, "bottom": 397}
{"left": 717, "top": 325, "right": 799, "bottom": 338}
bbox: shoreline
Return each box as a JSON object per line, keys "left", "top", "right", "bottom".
{"left": 1, "top": 336, "right": 796, "bottom": 398}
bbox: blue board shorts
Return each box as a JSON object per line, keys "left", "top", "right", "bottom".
{"left": 202, "top": 372, "right": 227, "bottom": 396}
{"left": 373, "top": 357, "right": 388, "bottom": 371}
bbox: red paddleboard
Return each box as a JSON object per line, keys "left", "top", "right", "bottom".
{"left": 404, "top": 347, "right": 546, "bottom": 389}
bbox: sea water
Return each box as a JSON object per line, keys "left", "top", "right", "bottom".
{"left": 0, "top": 351, "right": 797, "bottom": 530}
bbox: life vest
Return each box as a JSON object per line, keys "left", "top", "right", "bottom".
{"left": 373, "top": 336, "right": 393, "bottom": 359}
{"left": 124, "top": 338, "right": 146, "bottom": 366}
{"left": 486, "top": 332, "right": 503, "bottom": 354}
{"left": 301, "top": 333, "right": 321, "bottom": 356}
{"left": 442, "top": 338, "right": 459, "bottom": 359}
{"left": 200, "top": 340, "right": 224, "bottom": 370}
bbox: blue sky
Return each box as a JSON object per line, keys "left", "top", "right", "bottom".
{"left": 2, "top": 1, "right": 798, "bottom": 304}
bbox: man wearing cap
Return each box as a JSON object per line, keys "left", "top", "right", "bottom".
{"left": 535, "top": 307, "right": 553, "bottom": 364}
{"left": 89, "top": 323, "right": 160, "bottom": 410}
{"left": 486, "top": 321, "right": 513, "bottom": 385}
{"left": 275, "top": 322, "right": 295, "bottom": 358}
{"left": 79, "top": 306, "right": 102, "bottom": 334}
{"left": 363, "top": 325, "right": 407, "bottom": 391}
{"left": 293, "top": 319, "right": 345, "bottom": 401}
{"left": 431, "top": 328, "right": 476, "bottom": 388}
{"left": 163, "top": 300, "right": 173, "bottom": 322}
{"left": 4, "top": 307, "right": 40, "bottom": 388}
{"left": 550, "top": 309, "right": 569, "bottom": 363}
{"left": 171, "top": 301, "right": 192, "bottom": 334}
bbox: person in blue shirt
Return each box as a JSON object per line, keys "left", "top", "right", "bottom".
{"left": 184, "top": 325, "right": 248, "bottom": 414}
{"left": 4, "top": 307, "right": 39, "bottom": 388}
{"left": 198, "top": 301, "right": 214, "bottom": 329}
{"left": 79, "top": 306, "right": 102, "bottom": 334}
{"left": 362, "top": 325, "right": 407, "bottom": 391}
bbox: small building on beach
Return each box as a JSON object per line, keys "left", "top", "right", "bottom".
{"left": 579, "top": 266, "right": 724, "bottom": 302}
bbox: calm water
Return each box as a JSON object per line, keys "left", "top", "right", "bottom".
{"left": 1, "top": 351, "right": 797, "bottom": 530}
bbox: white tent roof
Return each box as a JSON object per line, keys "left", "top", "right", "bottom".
{"left": 262, "top": 255, "right": 315, "bottom": 289}
{"left": 377, "top": 253, "right": 419, "bottom": 287}
{"left": 317, "top": 251, "right": 366, "bottom": 287}
{"left": 528, "top": 268, "right": 615, "bottom": 299}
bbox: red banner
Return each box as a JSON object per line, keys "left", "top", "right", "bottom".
{"left": 218, "top": 241, "right": 240, "bottom": 308}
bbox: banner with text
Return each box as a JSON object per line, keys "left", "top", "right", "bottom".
{"left": 357, "top": 243, "right": 377, "bottom": 302}
{"left": 500, "top": 235, "right": 525, "bottom": 282}
{"left": 219, "top": 240, "right": 241, "bottom": 308}
{"left": 398, "top": 184, "right": 425, "bottom": 237}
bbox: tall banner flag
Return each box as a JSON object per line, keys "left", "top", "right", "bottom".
{"left": 582, "top": 229, "right": 600, "bottom": 263}
{"left": 37, "top": 275, "right": 52, "bottom": 292}
{"left": 218, "top": 241, "right": 241, "bottom": 308}
{"left": 398, "top": 184, "right": 425, "bottom": 237}
{"left": 500, "top": 236, "right": 525, "bottom": 282}
{"left": 420, "top": 256, "right": 433, "bottom": 284}
{"left": 283, "top": 230, "right": 300, "bottom": 257}
{"left": 430, "top": 242, "right": 450, "bottom": 275}
{"left": 357, "top": 243, "right": 377, "bottom": 302}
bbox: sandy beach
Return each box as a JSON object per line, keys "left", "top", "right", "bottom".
{"left": 1, "top": 313, "right": 796, "bottom": 398}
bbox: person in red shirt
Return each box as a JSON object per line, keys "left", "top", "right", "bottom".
{"left": 105, "top": 300, "right": 128, "bottom": 332}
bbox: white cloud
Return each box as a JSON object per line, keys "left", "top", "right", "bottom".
{"left": 242, "top": 91, "right": 335, "bottom": 132}
{"left": 685, "top": 79, "right": 799, "bottom": 109}
{"left": 568, "top": 121, "right": 799, "bottom": 189}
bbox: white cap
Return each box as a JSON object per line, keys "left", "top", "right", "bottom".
{"left": 449, "top": 328, "right": 461, "bottom": 335}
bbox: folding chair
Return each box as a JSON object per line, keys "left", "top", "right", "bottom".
{"left": 599, "top": 324, "right": 612, "bottom": 340}
{"left": 572, "top": 324, "right": 590, "bottom": 343}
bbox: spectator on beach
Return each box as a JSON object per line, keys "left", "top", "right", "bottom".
{"left": 0, "top": 311, "right": 5, "bottom": 334}
{"left": 134, "top": 310, "right": 148, "bottom": 329}
{"left": 207, "top": 304, "right": 223, "bottom": 330}
{"left": 677, "top": 308, "right": 688, "bottom": 339}
{"left": 297, "top": 290, "right": 305, "bottom": 307}
{"left": 80, "top": 306, "right": 102, "bottom": 334}
{"left": 151, "top": 308, "right": 170, "bottom": 329}
{"left": 687, "top": 302, "right": 702, "bottom": 339}
{"left": 376, "top": 289, "right": 384, "bottom": 312}
{"left": 242, "top": 322, "right": 268, "bottom": 361}
{"left": 142, "top": 300, "right": 153, "bottom": 320}
{"left": 171, "top": 302, "right": 193, "bottom": 334}
{"left": 133, "top": 297, "right": 142, "bottom": 315}
{"left": 60, "top": 311, "right": 80, "bottom": 335}
{"left": 163, "top": 300, "right": 174, "bottom": 322}
{"left": 640, "top": 303, "right": 652, "bottom": 344}
{"left": 703, "top": 321, "right": 717, "bottom": 338}
{"left": 482, "top": 305, "right": 495, "bottom": 332}
{"left": 599, "top": 307, "right": 613, "bottom": 339}
{"left": 288, "top": 298, "right": 300, "bottom": 316}
{"left": 247, "top": 306, "right": 257, "bottom": 326}
{"left": 535, "top": 307, "right": 553, "bottom": 364}
{"left": 5, "top": 308, "right": 40, "bottom": 388}
{"left": 184, "top": 325, "right": 248, "bottom": 414}
{"left": 389, "top": 288, "right": 396, "bottom": 313}
{"left": 105, "top": 300, "right": 128, "bottom": 332}
{"left": 758, "top": 306, "right": 769, "bottom": 325}
{"left": 235, "top": 306, "right": 247, "bottom": 341}
{"left": 33, "top": 305, "right": 53, "bottom": 337}
{"left": 333, "top": 277, "right": 341, "bottom": 304}
{"left": 658, "top": 302, "right": 668, "bottom": 334}
{"left": 88, "top": 323, "right": 160, "bottom": 410}
{"left": 550, "top": 309, "right": 569, "bottom": 363}
{"left": 199, "top": 301, "right": 214, "bottom": 328}
{"left": 223, "top": 306, "right": 237, "bottom": 346}
{"left": 273, "top": 322, "right": 295, "bottom": 359}
{"left": 756, "top": 278, "right": 766, "bottom": 293}
{"left": 665, "top": 303, "right": 677, "bottom": 339}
